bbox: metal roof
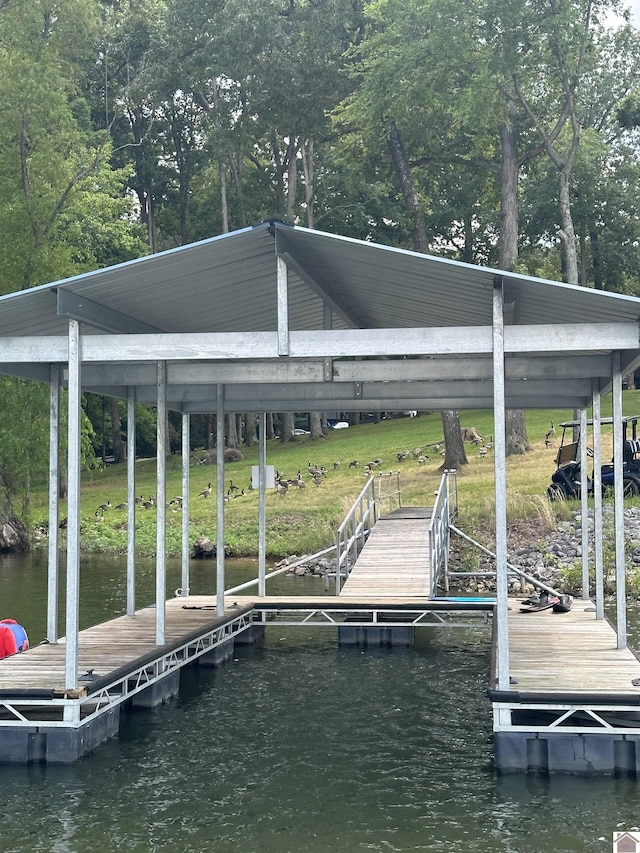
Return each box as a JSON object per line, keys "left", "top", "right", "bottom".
{"left": 0, "top": 220, "right": 639, "bottom": 412}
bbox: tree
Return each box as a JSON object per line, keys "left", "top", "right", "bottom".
{"left": 0, "top": 0, "right": 146, "bottom": 291}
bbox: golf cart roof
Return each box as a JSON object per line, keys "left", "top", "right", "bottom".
{"left": 559, "top": 416, "right": 640, "bottom": 428}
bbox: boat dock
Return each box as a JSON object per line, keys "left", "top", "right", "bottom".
{"left": 3, "top": 487, "right": 640, "bottom": 773}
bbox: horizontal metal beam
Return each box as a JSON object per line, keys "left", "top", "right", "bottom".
{"left": 72, "top": 353, "right": 614, "bottom": 389}
{"left": 112, "top": 389, "right": 589, "bottom": 413}
{"left": 334, "top": 354, "right": 614, "bottom": 382}
{"left": 0, "top": 324, "right": 634, "bottom": 364}
{"left": 77, "top": 360, "right": 328, "bottom": 387}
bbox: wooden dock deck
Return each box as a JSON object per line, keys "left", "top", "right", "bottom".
{"left": 0, "top": 598, "right": 254, "bottom": 695}
{"left": 504, "top": 598, "right": 640, "bottom": 696}
{"left": 339, "top": 507, "right": 432, "bottom": 598}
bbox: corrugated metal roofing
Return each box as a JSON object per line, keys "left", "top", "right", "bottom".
{"left": 1, "top": 220, "right": 639, "bottom": 336}
{"left": 0, "top": 220, "right": 639, "bottom": 411}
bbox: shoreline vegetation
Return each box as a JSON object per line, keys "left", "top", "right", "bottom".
{"left": 24, "top": 396, "right": 640, "bottom": 593}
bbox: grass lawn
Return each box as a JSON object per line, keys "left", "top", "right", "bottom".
{"left": 27, "top": 392, "right": 640, "bottom": 558}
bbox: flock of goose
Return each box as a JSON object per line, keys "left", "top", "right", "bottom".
{"left": 93, "top": 428, "right": 505, "bottom": 516}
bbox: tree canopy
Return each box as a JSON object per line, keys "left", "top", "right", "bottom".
{"left": 2, "top": 0, "right": 640, "bottom": 524}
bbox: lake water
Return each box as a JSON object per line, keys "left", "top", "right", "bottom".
{"left": 1, "top": 552, "right": 639, "bottom": 852}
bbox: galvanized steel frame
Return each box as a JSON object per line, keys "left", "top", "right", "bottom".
{"left": 492, "top": 701, "right": 640, "bottom": 736}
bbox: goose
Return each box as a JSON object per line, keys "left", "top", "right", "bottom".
{"left": 114, "top": 501, "right": 128, "bottom": 510}
{"left": 95, "top": 500, "right": 111, "bottom": 516}
{"left": 276, "top": 481, "right": 289, "bottom": 496}
{"left": 545, "top": 422, "right": 555, "bottom": 441}
{"left": 142, "top": 496, "right": 155, "bottom": 509}
{"left": 199, "top": 482, "right": 212, "bottom": 498}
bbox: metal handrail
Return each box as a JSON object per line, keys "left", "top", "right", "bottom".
{"left": 334, "top": 472, "right": 402, "bottom": 593}
{"left": 429, "top": 470, "right": 456, "bottom": 595}
{"left": 224, "top": 545, "right": 336, "bottom": 595}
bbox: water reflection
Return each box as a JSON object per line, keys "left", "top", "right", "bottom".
{"left": 0, "top": 551, "right": 327, "bottom": 643}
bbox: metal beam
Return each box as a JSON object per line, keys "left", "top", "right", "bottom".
{"left": 57, "top": 289, "right": 162, "bottom": 334}
{"left": 276, "top": 228, "right": 363, "bottom": 327}
{"left": 73, "top": 353, "right": 614, "bottom": 389}
{"left": 0, "top": 323, "right": 635, "bottom": 363}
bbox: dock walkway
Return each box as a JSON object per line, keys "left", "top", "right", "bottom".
{"left": 339, "top": 507, "right": 432, "bottom": 599}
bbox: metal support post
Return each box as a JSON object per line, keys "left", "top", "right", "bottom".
{"left": 181, "top": 412, "right": 190, "bottom": 597}
{"left": 155, "top": 362, "right": 167, "bottom": 646}
{"left": 258, "top": 412, "right": 267, "bottom": 596}
{"left": 65, "top": 320, "right": 81, "bottom": 689}
{"left": 126, "top": 386, "right": 136, "bottom": 615}
{"left": 492, "top": 277, "right": 510, "bottom": 690}
{"left": 216, "top": 385, "right": 226, "bottom": 616}
{"left": 592, "top": 383, "right": 604, "bottom": 619}
{"left": 47, "top": 363, "right": 60, "bottom": 642}
{"left": 612, "top": 353, "right": 627, "bottom": 648}
{"left": 579, "top": 408, "right": 590, "bottom": 599}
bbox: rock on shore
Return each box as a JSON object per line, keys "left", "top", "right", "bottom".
{"left": 277, "top": 506, "right": 640, "bottom": 597}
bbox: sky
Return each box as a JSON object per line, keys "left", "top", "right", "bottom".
{"left": 626, "top": 0, "right": 640, "bottom": 23}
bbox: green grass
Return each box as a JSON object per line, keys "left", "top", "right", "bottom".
{"left": 26, "top": 392, "right": 640, "bottom": 559}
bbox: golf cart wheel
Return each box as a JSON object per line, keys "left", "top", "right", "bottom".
{"left": 547, "top": 484, "right": 566, "bottom": 502}
{"left": 602, "top": 478, "right": 640, "bottom": 498}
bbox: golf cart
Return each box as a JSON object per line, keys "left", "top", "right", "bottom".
{"left": 547, "top": 416, "right": 640, "bottom": 501}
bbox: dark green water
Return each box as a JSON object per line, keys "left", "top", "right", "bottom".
{"left": 1, "top": 553, "right": 640, "bottom": 852}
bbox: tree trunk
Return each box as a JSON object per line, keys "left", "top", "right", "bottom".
{"left": 590, "top": 227, "right": 603, "bottom": 290}
{"left": 266, "top": 413, "right": 275, "bottom": 440}
{"left": 219, "top": 159, "right": 229, "bottom": 234}
{"left": 309, "top": 411, "right": 323, "bottom": 440}
{"left": 439, "top": 411, "right": 468, "bottom": 471}
{"left": 387, "top": 120, "right": 430, "bottom": 253}
{"left": 286, "top": 137, "right": 298, "bottom": 222}
{"left": 244, "top": 413, "right": 258, "bottom": 446}
{"left": 500, "top": 95, "right": 519, "bottom": 271}
{"left": 500, "top": 94, "right": 530, "bottom": 457}
{"left": 505, "top": 410, "right": 531, "bottom": 455}
{"left": 226, "top": 413, "right": 238, "bottom": 448}
{"left": 279, "top": 412, "right": 295, "bottom": 443}
{"left": 206, "top": 414, "right": 215, "bottom": 450}
{"left": 111, "top": 398, "right": 125, "bottom": 463}
{"left": 301, "top": 138, "right": 314, "bottom": 229}
{"left": 558, "top": 168, "right": 579, "bottom": 284}
{"left": 0, "top": 475, "right": 30, "bottom": 552}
